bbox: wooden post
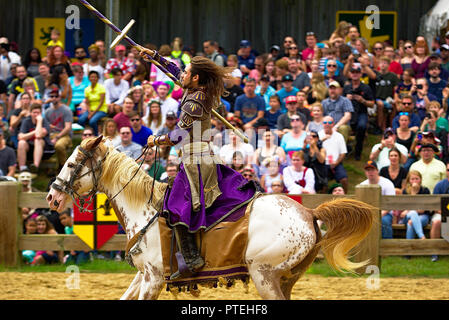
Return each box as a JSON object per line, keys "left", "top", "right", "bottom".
{"left": 353, "top": 184, "right": 382, "bottom": 274}
{"left": 0, "top": 182, "right": 20, "bottom": 267}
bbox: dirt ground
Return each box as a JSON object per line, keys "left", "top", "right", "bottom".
{"left": 1, "top": 272, "right": 449, "bottom": 300}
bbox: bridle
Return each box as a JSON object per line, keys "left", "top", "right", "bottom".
{"left": 52, "top": 145, "right": 108, "bottom": 213}
{"left": 52, "top": 143, "right": 157, "bottom": 214}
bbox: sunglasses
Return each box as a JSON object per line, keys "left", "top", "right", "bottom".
{"left": 374, "top": 47, "right": 384, "bottom": 51}
{"left": 311, "top": 135, "right": 318, "bottom": 138}
{"left": 399, "top": 112, "right": 410, "bottom": 116}
{"left": 120, "top": 132, "right": 131, "bottom": 135}
{"left": 289, "top": 47, "right": 298, "bottom": 50}
{"left": 291, "top": 118, "right": 301, "bottom": 122}
{"left": 243, "top": 174, "right": 253, "bottom": 178}
{"left": 327, "top": 64, "right": 337, "bottom": 68}
{"left": 323, "top": 121, "right": 333, "bottom": 124}
{"left": 130, "top": 118, "right": 140, "bottom": 122}
{"left": 49, "top": 95, "right": 58, "bottom": 98}
{"left": 405, "top": 46, "right": 413, "bottom": 49}
{"left": 306, "top": 32, "right": 315, "bottom": 36}
{"left": 402, "top": 102, "right": 412, "bottom": 106}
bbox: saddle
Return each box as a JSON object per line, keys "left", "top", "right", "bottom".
{"left": 159, "top": 192, "right": 262, "bottom": 290}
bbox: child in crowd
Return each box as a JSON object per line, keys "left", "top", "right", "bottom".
{"left": 264, "top": 95, "right": 283, "bottom": 130}
{"left": 260, "top": 156, "right": 283, "bottom": 193}
{"left": 22, "top": 217, "right": 37, "bottom": 264}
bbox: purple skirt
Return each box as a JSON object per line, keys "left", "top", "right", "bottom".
{"left": 162, "top": 164, "right": 256, "bottom": 232}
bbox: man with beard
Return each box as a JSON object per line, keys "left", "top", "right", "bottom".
{"left": 140, "top": 50, "right": 257, "bottom": 280}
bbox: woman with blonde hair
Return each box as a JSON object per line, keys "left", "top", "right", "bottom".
{"left": 127, "top": 85, "right": 145, "bottom": 117}
{"left": 399, "top": 170, "right": 431, "bottom": 240}
{"left": 329, "top": 21, "right": 351, "bottom": 43}
{"left": 145, "top": 100, "right": 165, "bottom": 133}
{"left": 226, "top": 54, "right": 243, "bottom": 86}
{"left": 307, "top": 72, "right": 328, "bottom": 104}
{"left": 102, "top": 118, "right": 121, "bottom": 146}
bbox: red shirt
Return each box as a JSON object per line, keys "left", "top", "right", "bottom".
{"left": 113, "top": 112, "right": 131, "bottom": 131}
{"left": 389, "top": 61, "right": 403, "bottom": 76}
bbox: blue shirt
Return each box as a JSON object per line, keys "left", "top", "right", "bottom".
{"left": 69, "top": 76, "right": 90, "bottom": 111}
{"left": 131, "top": 125, "right": 153, "bottom": 147}
{"left": 238, "top": 54, "right": 256, "bottom": 71}
{"left": 276, "top": 87, "right": 300, "bottom": 113}
{"left": 280, "top": 131, "right": 307, "bottom": 154}
{"left": 428, "top": 79, "right": 447, "bottom": 104}
{"left": 234, "top": 94, "right": 266, "bottom": 124}
{"left": 433, "top": 179, "right": 449, "bottom": 194}
{"left": 255, "top": 85, "right": 276, "bottom": 110}
{"left": 264, "top": 109, "right": 283, "bottom": 130}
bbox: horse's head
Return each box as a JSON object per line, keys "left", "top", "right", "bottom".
{"left": 46, "top": 135, "right": 109, "bottom": 212}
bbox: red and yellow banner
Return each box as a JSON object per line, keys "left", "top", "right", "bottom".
{"left": 73, "top": 193, "right": 118, "bottom": 250}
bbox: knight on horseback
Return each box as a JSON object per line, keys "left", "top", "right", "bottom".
{"left": 140, "top": 49, "right": 256, "bottom": 280}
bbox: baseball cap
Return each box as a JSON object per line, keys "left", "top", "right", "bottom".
{"left": 18, "top": 171, "right": 33, "bottom": 182}
{"left": 166, "top": 111, "right": 177, "bottom": 119}
{"left": 270, "top": 45, "right": 281, "bottom": 52}
{"left": 364, "top": 160, "right": 378, "bottom": 170}
{"left": 286, "top": 95, "right": 298, "bottom": 104}
{"left": 441, "top": 44, "right": 449, "bottom": 51}
{"left": 350, "top": 63, "right": 362, "bottom": 72}
{"left": 384, "top": 127, "right": 395, "bottom": 137}
{"left": 260, "top": 75, "right": 270, "bottom": 82}
{"left": 49, "top": 86, "right": 60, "bottom": 96}
{"left": 328, "top": 81, "right": 341, "bottom": 88}
{"left": 282, "top": 74, "right": 294, "bottom": 82}
{"left": 115, "top": 44, "right": 126, "bottom": 52}
{"left": 254, "top": 118, "right": 269, "bottom": 128}
{"left": 240, "top": 40, "right": 251, "bottom": 48}
{"left": 328, "top": 183, "right": 343, "bottom": 194}
{"left": 419, "top": 143, "right": 439, "bottom": 153}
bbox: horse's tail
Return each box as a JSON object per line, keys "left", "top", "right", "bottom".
{"left": 311, "top": 198, "right": 375, "bottom": 273}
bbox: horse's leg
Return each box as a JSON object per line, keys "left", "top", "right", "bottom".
{"left": 280, "top": 274, "right": 300, "bottom": 300}
{"left": 120, "top": 271, "right": 143, "bottom": 300}
{"left": 247, "top": 263, "right": 286, "bottom": 300}
{"left": 137, "top": 263, "right": 165, "bottom": 300}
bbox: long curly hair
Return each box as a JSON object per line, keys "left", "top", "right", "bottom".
{"left": 189, "top": 56, "right": 232, "bottom": 108}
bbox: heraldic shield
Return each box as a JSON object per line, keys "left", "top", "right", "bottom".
{"left": 73, "top": 193, "right": 119, "bottom": 249}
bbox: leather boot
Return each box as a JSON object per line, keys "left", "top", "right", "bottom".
{"left": 170, "top": 225, "right": 205, "bottom": 280}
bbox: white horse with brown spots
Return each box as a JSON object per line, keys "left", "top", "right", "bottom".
{"left": 46, "top": 136, "right": 374, "bottom": 300}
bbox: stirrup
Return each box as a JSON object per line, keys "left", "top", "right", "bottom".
{"left": 170, "top": 252, "right": 204, "bottom": 280}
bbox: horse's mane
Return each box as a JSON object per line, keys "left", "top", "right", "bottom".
{"left": 100, "top": 145, "right": 156, "bottom": 209}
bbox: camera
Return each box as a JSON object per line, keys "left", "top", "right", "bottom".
{"left": 353, "top": 54, "right": 361, "bottom": 62}
{"left": 417, "top": 133, "right": 423, "bottom": 140}
{"left": 425, "top": 113, "right": 431, "bottom": 119}
{"left": 416, "top": 84, "right": 423, "bottom": 90}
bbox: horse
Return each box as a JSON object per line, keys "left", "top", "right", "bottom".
{"left": 46, "top": 136, "right": 375, "bottom": 300}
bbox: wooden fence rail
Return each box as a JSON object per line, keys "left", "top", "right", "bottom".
{"left": 1, "top": 182, "right": 449, "bottom": 271}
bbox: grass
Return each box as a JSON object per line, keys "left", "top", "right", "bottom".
{"left": 2, "top": 256, "right": 448, "bottom": 278}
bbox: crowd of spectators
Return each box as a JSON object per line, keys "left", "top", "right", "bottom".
{"left": 3, "top": 22, "right": 449, "bottom": 264}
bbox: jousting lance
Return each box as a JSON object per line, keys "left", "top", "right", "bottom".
{"left": 77, "top": 0, "right": 249, "bottom": 143}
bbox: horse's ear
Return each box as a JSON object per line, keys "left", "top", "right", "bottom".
{"left": 88, "top": 135, "right": 103, "bottom": 150}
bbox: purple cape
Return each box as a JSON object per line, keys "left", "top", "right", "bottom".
{"left": 162, "top": 164, "right": 256, "bottom": 232}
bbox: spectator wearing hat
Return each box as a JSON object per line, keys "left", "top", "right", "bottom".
{"left": 440, "top": 44, "right": 449, "bottom": 72}
{"left": 321, "top": 81, "right": 353, "bottom": 142}
{"left": 255, "top": 75, "right": 276, "bottom": 110}
{"left": 105, "top": 44, "right": 135, "bottom": 82}
{"left": 359, "top": 160, "right": 396, "bottom": 238}
{"left": 44, "top": 86, "right": 73, "bottom": 169}
{"left": 343, "top": 63, "right": 375, "bottom": 160}
{"left": 154, "top": 81, "right": 179, "bottom": 120}
{"left": 369, "top": 128, "right": 408, "bottom": 170}
{"left": 237, "top": 40, "right": 256, "bottom": 75}
{"left": 0, "top": 128, "right": 16, "bottom": 177}
{"left": 328, "top": 183, "right": 345, "bottom": 195}
{"left": 427, "top": 62, "right": 447, "bottom": 104}
{"left": 234, "top": 78, "right": 265, "bottom": 130}
{"left": 276, "top": 74, "right": 300, "bottom": 112}
{"left": 104, "top": 68, "right": 130, "bottom": 116}
{"left": 157, "top": 111, "right": 178, "bottom": 136}
{"left": 318, "top": 115, "right": 349, "bottom": 193}
{"left": 409, "top": 143, "right": 446, "bottom": 193}
{"left": 276, "top": 95, "right": 306, "bottom": 139}
{"left": 269, "top": 45, "right": 281, "bottom": 60}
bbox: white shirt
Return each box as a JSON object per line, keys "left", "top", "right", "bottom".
{"left": 83, "top": 63, "right": 105, "bottom": 84}
{"left": 318, "top": 130, "right": 347, "bottom": 165}
{"left": 283, "top": 166, "right": 316, "bottom": 194}
{"left": 0, "top": 51, "right": 21, "bottom": 81}
{"left": 219, "top": 143, "right": 255, "bottom": 164}
{"left": 156, "top": 97, "right": 179, "bottom": 119}
{"left": 370, "top": 142, "right": 408, "bottom": 170}
{"left": 359, "top": 176, "right": 396, "bottom": 195}
{"left": 104, "top": 78, "right": 129, "bottom": 106}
